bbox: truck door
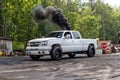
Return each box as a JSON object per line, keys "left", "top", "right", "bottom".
{"left": 62, "top": 32, "right": 73, "bottom": 52}
{"left": 72, "top": 32, "right": 82, "bottom": 51}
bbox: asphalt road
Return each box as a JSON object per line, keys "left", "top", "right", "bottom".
{"left": 0, "top": 52, "right": 120, "bottom": 80}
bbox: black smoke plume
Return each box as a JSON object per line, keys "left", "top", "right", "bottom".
{"left": 33, "top": 6, "right": 71, "bottom": 30}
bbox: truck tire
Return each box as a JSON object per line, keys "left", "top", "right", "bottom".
{"left": 30, "top": 55, "right": 40, "bottom": 60}
{"left": 68, "top": 53, "right": 75, "bottom": 58}
{"left": 50, "top": 46, "right": 62, "bottom": 60}
{"left": 87, "top": 45, "right": 95, "bottom": 57}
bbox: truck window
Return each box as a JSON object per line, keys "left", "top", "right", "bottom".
{"left": 72, "top": 32, "right": 80, "bottom": 39}
{"left": 46, "top": 32, "right": 63, "bottom": 38}
{"left": 64, "top": 32, "right": 72, "bottom": 39}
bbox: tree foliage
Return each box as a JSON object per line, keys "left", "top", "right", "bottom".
{"left": 1, "top": 0, "right": 120, "bottom": 44}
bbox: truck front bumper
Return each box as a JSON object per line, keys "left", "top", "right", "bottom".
{"left": 26, "top": 46, "right": 51, "bottom": 55}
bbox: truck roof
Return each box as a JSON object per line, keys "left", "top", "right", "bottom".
{"left": 52, "top": 30, "right": 78, "bottom": 32}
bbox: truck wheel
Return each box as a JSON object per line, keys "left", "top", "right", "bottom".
{"left": 87, "top": 45, "right": 95, "bottom": 57}
{"left": 30, "top": 55, "right": 40, "bottom": 60}
{"left": 68, "top": 53, "right": 75, "bottom": 58}
{"left": 50, "top": 46, "right": 62, "bottom": 60}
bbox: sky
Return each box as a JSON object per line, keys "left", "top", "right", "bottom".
{"left": 82, "top": 0, "right": 120, "bottom": 8}
{"left": 102, "top": 0, "right": 120, "bottom": 8}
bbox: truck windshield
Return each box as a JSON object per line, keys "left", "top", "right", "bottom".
{"left": 46, "top": 32, "right": 63, "bottom": 38}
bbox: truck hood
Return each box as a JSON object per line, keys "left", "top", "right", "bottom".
{"left": 29, "top": 38, "right": 57, "bottom": 42}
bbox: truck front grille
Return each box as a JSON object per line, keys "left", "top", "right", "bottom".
{"left": 30, "top": 42, "right": 41, "bottom": 47}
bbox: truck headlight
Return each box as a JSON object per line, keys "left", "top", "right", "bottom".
{"left": 41, "top": 41, "right": 47, "bottom": 46}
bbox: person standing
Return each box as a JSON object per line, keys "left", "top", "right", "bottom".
{"left": 109, "top": 38, "right": 116, "bottom": 53}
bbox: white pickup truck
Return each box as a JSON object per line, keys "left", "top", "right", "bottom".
{"left": 26, "top": 30, "right": 98, "bottom": 60}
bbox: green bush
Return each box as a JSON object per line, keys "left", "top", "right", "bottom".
{"left": 13, "top": 41, "right": 25, "bottom": 52}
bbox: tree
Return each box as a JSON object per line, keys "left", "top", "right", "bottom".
{"left": 0, "top": 1, "right": 3, "bottom": 36}
{"left": 94, "top": 0, "right": 114, "bottom": 40}
{"left": 1, "top": 0, "right": 42, "bottom": 41}
{"left": 1, "top": 0, "right": 120, "bottom": 44}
